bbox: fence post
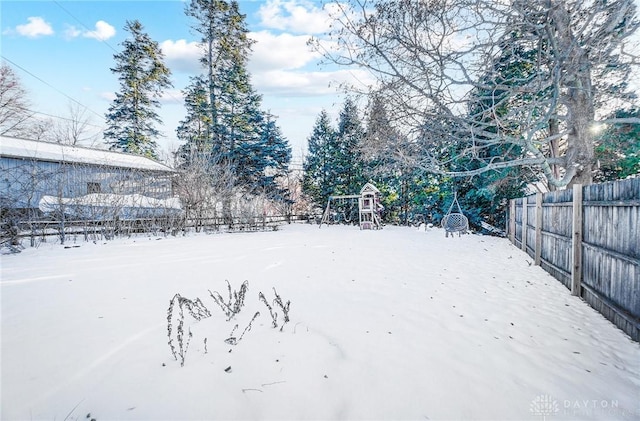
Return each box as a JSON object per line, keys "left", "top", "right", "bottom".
{"left": 571, "top": 184, "right": 583, "bottom": 296}
{"left": 521, "top": 197, "right": 528, "bottom": 252}
{"left": 509, "top": 199, "right": 516, "bottom": 244}
{"left": 535, "top": 192, "right": 543, "bottom": 266}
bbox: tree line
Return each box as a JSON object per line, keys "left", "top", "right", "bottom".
{"left": 302, "top": 0, "right": 639, "bottom": 230}
{"left": 310, "top": 0, "right": 638, "bottom": 186}
{"left": 2, "top": 0, "right": 639, "bottom": 234}
{"left": 105, "top": 1, "right": 292, "bottom": 220}
{"left": 1, "top": 0, "right": 293, "bottom": 226}
{"left": 302, "top": 92, "right": 639, "bottom": 230}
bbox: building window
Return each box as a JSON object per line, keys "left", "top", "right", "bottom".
{"left": 87, "top": 182, "right": 101, "bottom": 194}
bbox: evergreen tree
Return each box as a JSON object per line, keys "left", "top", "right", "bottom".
{"left": 183, "top": 0, "right": 229, "bottom": 149}
{"left": 334, "top": 98, "right": 366, "bottom": 195}
{"left": 445, "top": 38, "right": 535, "bottom": 230}
{"left": 176, "top": 76, "right": 213, "bottom": 162}
{"left": 302, "top": 110, "right": 336, "bottom": 206}
{"left": 180, "top": 0, "right": 288, "bottom": 187}
{"left": 361, "top": 94, "right": 422, "bottom": 224}
{"left": 213, "top": 1, "right": 260, "bottom": 162}
{"left": 182, "top": 0, "right": 258, "bottom": 160}
{"left": 219, "top": 64, "right": 264, "bottom": 179}
{"left": 594, "top": 108, "right": 640, "bottom": 182}
{"left": 250, "top": 114, "right": 292, "bottom": 199}
{"left": 104, "top": 20, "right": 172, "bottom": 159}
{"left": 178, "top": 0, "right": 292, "bottom": 223}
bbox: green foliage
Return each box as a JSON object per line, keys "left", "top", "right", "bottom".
{"left": 255, "top": 116, "right": 292, "bottom": 201}
{"left": 104, "top": 20, "right": 172, "bottom": 159}
{"left": 178, "top": 0, "right": 291, "bottom": 200}
{"left": 456, "top": 170, "right": 529, "bottom": 231}
{"left": 441, "top": 35, "right": 537, "bottom": 231}
{"left": 176, "top": 76, "right": 214, "bottom": 160}
{"left": 334, "top": 98, "right": 366, "bottom": 195}
{"left": 594, "top": 108, "right": 640, "bottom": 182}
{"left": 303, "top": 99, "right": 366, "bottom": 208}
{"left": 302, "top": 110, "right": 336, "bottom": 206}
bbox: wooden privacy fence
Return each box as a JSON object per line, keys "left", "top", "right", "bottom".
{"left": 508, "top": 177, "right": 639, "bottom": 341}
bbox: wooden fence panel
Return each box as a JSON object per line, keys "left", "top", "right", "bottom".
{"left": 514, "top": 198, "right": 523, "bottom": 248}
{"left": 525, "top": 195, "right": 537, "bottom": 258}
{"left": 538, "top": 190, "right": 574, "bottom": 288}
{"left": 539, "top": 233, "right": 572, "bottom": 289}
{"left": 580, "top": 179, "right": 640, "bottom": 324}
{"left": 508, "top": 178, "right": 639, "bottom": 341}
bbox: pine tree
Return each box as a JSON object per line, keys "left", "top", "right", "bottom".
{"left": 256, "top": 114, "right": 292, "bottom": 199}
{"left": 176, "top": 76, "right": 212, "bottom": 163}
{"left": 443, "top": 40, "right": 536, "bottom": 230}
{"left": 303, "top": 110, "right": 336, "bottom": 206}
{"left": 594, "top": 108, "right": 640, "bottom": 182}
{"left": 178, "top": 0, "right": 292, "bottom": 222}
{"left": 182, "top": 0, "right": 258, "bottom": 160}
{"left": 183, "top": 0, "right": 229, "bottom": 149}
{"left": 362, "top": 94, "right": 420, "bottom": 225}
{"left": 180, "top": 0, "right": 287, "bottom": 186}
{"left": 104, "top": 20, "right": 172, "bottom": 159}
{"left": 334, "top": 98, "right": 366, "bottom": 195}
{"left": 218, "top": 64, "right": 263, "bottom": 176}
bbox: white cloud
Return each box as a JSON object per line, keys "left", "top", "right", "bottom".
{"left": 14, "top": 17, "right": 54, "bottom": 38}
{"left": 64, "top": 25, "right": 82, "bottom": 39}
{"left": 82, "top": 20, "right": 116, "bottom": 41}
{"left": 157, "top": 29, "right": 375, "bottom": 104}
{"left": 160, "top": 33, "right": 319, "bottom": 74}
{"left": 247, "top": 29, "right": 370, "bottom": 99}
{"left": 64, "top": 21, "right": 116, "bottom": 41}
{"left": 252, "top": 68, "right": 376, "bottom": 96}
{"left": 248, "top": 30, "right": 319, "bottom": 71}
{"left": 99, "top": 91, "right": 117, "bottom": 102}
{"left": 257, "top": 0, "right": 334, "bottom": 34}
{"left": 160, "top": 39, "right": 201, "bottom": 73}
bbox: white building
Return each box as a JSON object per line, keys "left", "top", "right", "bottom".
{"left": 1, "top": 136, "right": 177, "bottom": 216}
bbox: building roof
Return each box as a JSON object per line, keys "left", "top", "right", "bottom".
{"left": 0, "top": 136, "right": 175, "bottom": 173}
{"left": 360, "top": 182, "right": 380, "bottom": 194}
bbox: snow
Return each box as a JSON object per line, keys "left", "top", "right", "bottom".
{"left": 0, "top": 136, "right": 174, "bottom": 173}
{"left": 39, "top": 193, "right": 183, "bottom": 219}
{"left": 1, "top": 224, "right": 638, "bottom": 420}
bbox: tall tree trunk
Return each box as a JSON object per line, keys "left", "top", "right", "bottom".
{"left": 550, "top": 1, "right": 595, "bottom": 187}
{"left": 548, "top": 118, "right": 560, "bottom": 191}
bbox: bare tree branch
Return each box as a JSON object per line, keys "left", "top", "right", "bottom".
{"left": 313, "top": 0, "right": 639, "bottom": 187}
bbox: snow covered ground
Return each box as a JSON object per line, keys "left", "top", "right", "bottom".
{"left": 1, "top": 224, "right": 639, "bottom": 420}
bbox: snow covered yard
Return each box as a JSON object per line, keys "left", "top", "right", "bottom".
{"left": 1, "top": 224, "right": 638, "bottom": 420}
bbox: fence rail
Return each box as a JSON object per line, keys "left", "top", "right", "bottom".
{"left": 2, "top": 214, "right": 310, "bottom": 250}
{"left": 508, "top": 177, "right": 640, "bottom": 341}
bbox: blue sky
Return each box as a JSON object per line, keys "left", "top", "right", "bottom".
{"left": 1, "top": 0, "right": 374, "bottom": 164}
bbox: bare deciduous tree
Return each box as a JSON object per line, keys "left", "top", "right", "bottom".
{"left": 0, "top": 64, "right": 35, "bottom": 137}
{"left": 312, "top": 0, "right": 639, "bottom": 187}
{"left": 173, "top": 151, "right": 236, "bottom": 232}
{"left": 52, "top": 101, "right": 99, "bottom": 146}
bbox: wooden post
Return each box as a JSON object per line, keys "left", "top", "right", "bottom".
{"left": 509, "top": 200, "right": 516, "bottom": 244}
{"left": 571, "top": 184, "right": 583, "bottom": 296}
{"left": 535, "top": 192, "right": 543, "bottom": 266}
{"left": 521, "top": 197, "right": 528, "bottom": 252}
{"left": 319, "top": 196, "right": 332, "bottom": 228}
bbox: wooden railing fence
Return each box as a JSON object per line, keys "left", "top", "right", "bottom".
{"left": 508, "top": 177, "right": 639, "bottom": 341}
{"left": 1, "top": 214, "right": 312, "bottom": 251}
